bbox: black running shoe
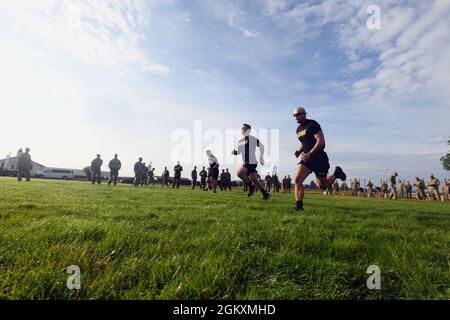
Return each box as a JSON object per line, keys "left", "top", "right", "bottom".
{"left": 295, "top": 206, "right": 304, "bottom": 211}
{"left": 247, "top": 185, "right": 256, "bottom": 197}
{"left": 262, "top": 190, "right": 270, "bottom": 200}
{"left": 333, "top": 166, "right": 347, "bottom": 181}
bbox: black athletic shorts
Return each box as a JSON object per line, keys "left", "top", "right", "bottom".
{"left": 299, "top": 151, "right": 330, "bottom": 177}
{"left": 243, "top": 164, "right": 258, "bottom": 176}
{"left": 208, "top": 167, "right": 219, "bottom": 180}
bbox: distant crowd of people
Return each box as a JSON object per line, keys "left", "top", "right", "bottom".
{"left": 12, "top": 147, "right": 450, "bottom": 202}
{"left": 323, "top": 173, "right": 449, "bottom": 201}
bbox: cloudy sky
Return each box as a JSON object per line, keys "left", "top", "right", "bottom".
{"left": 0, "top": 0, "right": 449, "bottom": 183}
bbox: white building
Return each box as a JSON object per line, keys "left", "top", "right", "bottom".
{"left": 0, "top": 149, "right": 46, "bottom": 176}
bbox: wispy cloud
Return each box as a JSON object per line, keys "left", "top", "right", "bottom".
{"left": 0, "top": 0, "right": 170, "bottom": 75}
{"left": 262, "top": 0, "right": 450, "bottom": 104}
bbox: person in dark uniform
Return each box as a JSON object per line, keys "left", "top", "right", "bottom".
{"left": 292, "top": 107, "right": 346, "bottom": 211}
{"left": 232, "top": 123, "right": 269, "bottom": 200}
{"left": 148, "top": 168, "right": 156, "bottom": 186}
{"left": 219, "top": 169, "right": 226, "bottom": 191}
{"left": 191, "top": 166, "right": 198, "bottom": 190}
{"left": 286, "top": 175, "right": 292, "bottom": 193}
{"left": 107, "top": 154, "right": 121, "bottom": 186}
{"left": 161, "top": 167, "right": 170, "bottom": 187}
{"left": 17, "top": 147, "right": 32, "bottom": 182}
{"left": 133, "top": 157, "right": 144, "bottom": 187}
{"left": 142, "top": 162, "right": 148, "bottom": 186}
{"left": 225, "top": 168, "right": 232, "bottom": 191}
{"left": 199, "top": 166, "right": 207, "bottom": 190}
{"left": 91, "top": 154, "right": 103, "bottom": 185}
{"left": 173, "top": 161, "right": 183, "bottom": 189}
{"left": 205, "top": 150, "right": 219, "bottom": 193}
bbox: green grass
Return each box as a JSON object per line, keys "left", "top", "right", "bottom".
{"left": 0, "top": 177, "right": 449, "bottom": 300}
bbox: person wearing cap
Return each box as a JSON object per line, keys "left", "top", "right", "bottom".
{"left": 232, "top": 123, "right": 270, "bottom": 200}
{"left": 17, "top": 147, "right": 32, "bottom": 182}
{"left": 107, "top": 154, "right": 121, "bottom": 186}
{"left": 292, "top": 107, "right": 347, "bottom": 210}
{"left": 90, "top": 154, "right": 103, "bottom": 185}
{"left": 205, "top": 150, "right": 219, "bottom": 193}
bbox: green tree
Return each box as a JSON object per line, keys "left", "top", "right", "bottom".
{"left": 440, "top": 137, "right": 450, "bottom": 171}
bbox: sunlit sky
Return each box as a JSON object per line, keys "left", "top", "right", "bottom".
{"left": 0, "top": 0, "right": 449, "bottom": 183}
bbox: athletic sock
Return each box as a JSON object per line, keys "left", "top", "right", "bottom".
{"left": 296, "top": 200, "right": 303, "bottom": 209}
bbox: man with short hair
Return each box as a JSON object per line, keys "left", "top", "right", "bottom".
{"left": 107, "top": 154, "right": 121, "bottom": 186}
{"left": 232, "top": 123, "right": 270, "bottom": 200}
{"left": 90, "top": 154, "right": 103, "bottom": 185}
{"left": 292, "top": 107, "right": 346, "bottom": 211}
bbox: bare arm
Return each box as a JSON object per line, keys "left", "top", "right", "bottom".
{"left": 259, "top": 141, "right": 265, "bottom": 157}
{"left": 309, "top": 130, "right": 325, "bottom": 156}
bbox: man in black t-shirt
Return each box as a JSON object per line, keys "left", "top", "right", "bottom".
{"left": 232, "top": 123, "right": 270, "bottom": 200}
{"left": 293, "top": 107, "right": 347, "bottom": 211}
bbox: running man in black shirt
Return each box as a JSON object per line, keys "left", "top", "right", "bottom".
{"left": 232, "top": 123, "right": 270, "bottom": 200}
{"left": 293, "top": 107, "right": 346, "bottom": 211}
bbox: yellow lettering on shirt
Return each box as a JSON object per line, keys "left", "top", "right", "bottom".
{"left": 297, "top": 129, "right": 307, "bottom": 137}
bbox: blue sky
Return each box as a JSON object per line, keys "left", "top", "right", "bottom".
{"left": 0, "top": 0, "right": 449, "bottom": 183}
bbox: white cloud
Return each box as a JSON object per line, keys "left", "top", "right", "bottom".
{"left": 228, "top": 10, "right": 259, "bottom": 38}
{"left": 263, "top": 0, "right": 450, "bottom": 105}
{"left": 0, "top": 0, "right": 170, "bottom": 76}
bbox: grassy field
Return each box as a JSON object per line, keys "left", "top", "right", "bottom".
{"left": 0, "top": 176, "right": 448, "bottom": 300}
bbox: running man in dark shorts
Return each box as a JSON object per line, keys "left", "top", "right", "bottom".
{"left": 293, "top": 107, "right": 346, "bottom": 211}
{"left": 232, "top": 123, "right": 270, "bottom": 200}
